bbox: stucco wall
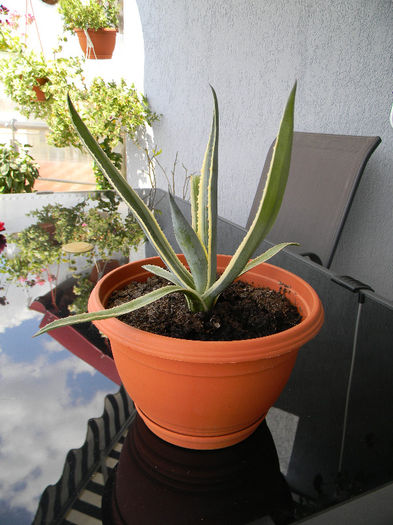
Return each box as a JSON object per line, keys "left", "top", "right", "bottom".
{"left": 130, "top": 0, "right": 393, "bottom": 299}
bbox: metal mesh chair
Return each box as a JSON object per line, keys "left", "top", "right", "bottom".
{"left": 247, "top": 132, "right": 381, "bottom": 267}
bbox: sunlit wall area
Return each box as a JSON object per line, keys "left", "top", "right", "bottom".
{"left": 133, "top": 0, "right": 393, "bottom": 299}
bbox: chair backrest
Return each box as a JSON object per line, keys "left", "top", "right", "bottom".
{"left": 246, "top": 132, "right": 381, "bottom": 267}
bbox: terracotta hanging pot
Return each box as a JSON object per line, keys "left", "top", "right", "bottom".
{"left": 38, "top": 221, "right": 58, "bottom": 245}
{"left": 88, "top": 254, "right": 324, "bottom": 450}
{"left": 74, "top": 28, "right": 117, "bottom": 59}
{"left": 33, "top": 77, "right": 49, "bottom": 101}
{"left": 21, "top": 76, "right": 49, "bottom": 101}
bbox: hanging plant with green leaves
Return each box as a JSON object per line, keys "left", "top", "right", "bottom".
{"left": 46, "top": 77, "right": 158, "bottom": 184}
{"left": 0, "top": 44, "right": 84, "bottom": 120}
{"left": 58, "top": 0, "right": 119, "bottom": 31}
{"left": 0, "top": 37, "right": 158, "bottom": 188}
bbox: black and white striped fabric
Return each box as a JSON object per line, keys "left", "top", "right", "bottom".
{"left": 33, "top": 387, "right": 135, "bottom": 525}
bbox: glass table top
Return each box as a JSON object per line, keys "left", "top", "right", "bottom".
{"left": 0, "top": 285, "right": 117, "bottom": 524}
{"left": 1, "top": 191, "right": 393, "bottom": 524}
{"left": 0, "top": 192, "right": 120, "bottom": 524}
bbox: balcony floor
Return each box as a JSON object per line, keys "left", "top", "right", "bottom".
{"left": 33, "top": 161, "right": 96, "bottom": 192}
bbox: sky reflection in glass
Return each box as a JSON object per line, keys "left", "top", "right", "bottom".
{"left": 0, "top": 303, "right": 117, "bottom": 524}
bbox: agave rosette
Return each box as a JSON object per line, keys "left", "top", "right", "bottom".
{"left": 36, "top": 83, "right": 297, "bottom": 336}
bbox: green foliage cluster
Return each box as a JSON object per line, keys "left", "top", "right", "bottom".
{"left": 0, "top": 46, "right": 83, "bottom": 121}
{"left": 0, "top": 1, "right": 158, "bottom": 189}
{"left": 46, "top": 76, "right": 158, "bottom": 189}
{"left": 0, "top": 44, "right": 158, "bottom": 187}
{"left": 0, "top": 141, "right": 39, "bottom": 193}
{"left": 58, "top": 0, "right": 119, "bottom": 31}
{"left": 0, "top": 194, "right": 144, "bottom": 310}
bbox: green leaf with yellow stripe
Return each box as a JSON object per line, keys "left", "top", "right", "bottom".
{"left": 168, "top": 191, "right": 208, "bottom": 293}
{"left": 67, "top": 94, "right": 194, "bottom": 289}
{"left": 204, "top": 82, "right": 297, "bottom": 303}
{"left": 34, "top": 285, "right": 187, "bottom": 337}
{"left": 198, "top": 85, "right": 219, "bottom": 286}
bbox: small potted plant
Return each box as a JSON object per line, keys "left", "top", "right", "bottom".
{"left": 0, "top": 7, "right": 55, "bottom": 102}
{"left": 0, "top": 45, "right": 83, "bottom": 118}
{"left": 37, "top": 84, "right": 324, "bottom": 450}
{"left": 1, "top": 194, "right": 144, "bottom": 308}
{"left": 58, "top": 0, "right": 119, "bottom": 59}
{"left": 0, "top": 141, "right": 40, "bottom": 193}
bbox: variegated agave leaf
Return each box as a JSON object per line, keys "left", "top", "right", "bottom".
{"left": 35, "top": 84, "right": 298, "bottom": 336}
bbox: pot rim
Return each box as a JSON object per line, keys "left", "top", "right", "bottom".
{"left": 88, "top": 255, "right": 324, "bottom": 363}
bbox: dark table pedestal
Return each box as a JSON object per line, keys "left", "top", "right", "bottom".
{"left": 102, "top": 415, "right": 294, "bottom": 524}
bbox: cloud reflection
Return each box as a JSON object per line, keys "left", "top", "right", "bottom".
{"left": 0, "top": 334, "right": 117, "bottom": 517}
{"left": 0, "top": 280, "right": 46, "bottom": 334}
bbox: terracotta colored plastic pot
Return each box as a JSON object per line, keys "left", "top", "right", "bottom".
{"left": 88, "top": 255, "right": 324, "bottom": 450}
{"left": 21, "top": 76, "right": 48, "bottom": 101}
{"left": 32, "top": 78, "right": 49, "bottom": 101}
{"left": 74, "top": 28, "right": 117, "bottom": 59}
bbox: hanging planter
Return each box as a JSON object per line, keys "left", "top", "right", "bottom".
{"left": 74, "top": 28, "right": 117, "bottom": 59}
{"left": 58, "top": 0, "right": 120, "bottom": 59}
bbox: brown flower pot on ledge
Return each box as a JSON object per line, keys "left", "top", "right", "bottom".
{"left": 88, "top": 254, "right": 324, "bottom": 450}
{"left": 38, "top": 222, "right": 58, "bottom": 245}
{"left": 74, "top": 28, "right": 117, "bottom": 59}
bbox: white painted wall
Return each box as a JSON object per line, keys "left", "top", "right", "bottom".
{"left": 130, "top": 0, "right": 393, "bottom": 299}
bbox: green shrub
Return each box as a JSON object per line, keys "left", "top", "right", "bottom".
{"left": 0, "top": 142, "right": 39, "bottom": 193}
{"left": 58, "top": 0, "right": 119, "bottom": 31}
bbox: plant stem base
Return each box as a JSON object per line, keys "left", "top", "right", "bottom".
{"left": 135, "top": 404, "right": 267, "bottom": 450}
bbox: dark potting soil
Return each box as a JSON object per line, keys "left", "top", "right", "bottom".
{"left": 106, "top": 275, "right": 301, "bottom": 341}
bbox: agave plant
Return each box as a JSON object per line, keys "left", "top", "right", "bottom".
{"left": 36, "top": 83, "right": 297, "bottom": 336}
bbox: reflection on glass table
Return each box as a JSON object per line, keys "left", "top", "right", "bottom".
{"left": 2, "top": 190, "right": 393, "bottom": 524}
{"left": 0, "top": 192, "right": 126, "bottom": 524}
{"left": 0, "top": 301, "right": 117, "bottom": 525}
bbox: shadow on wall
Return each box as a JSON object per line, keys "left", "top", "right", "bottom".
{"left": 125, "top": 1, "right": 161, "bottom": 193}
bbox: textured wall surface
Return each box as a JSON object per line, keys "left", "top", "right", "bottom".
{"left": 130, "top": 0, "right": 393, "bottom": 298}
